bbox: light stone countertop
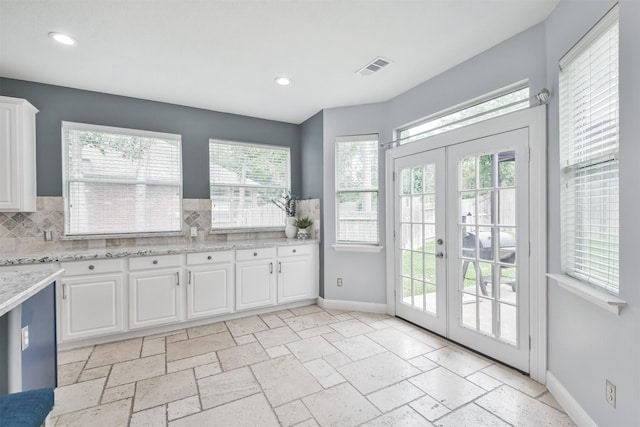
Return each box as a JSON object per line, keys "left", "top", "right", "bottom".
{"left": 0, "top": 238, "right": 320, "bottom": 266}
{"left": 0, "top": 268, "right": 64, "bottom": 317}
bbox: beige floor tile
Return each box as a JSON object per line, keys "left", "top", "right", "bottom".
{"left": 466, "top": 371, "right": 503, "bottom": 391}
{"left": 367, "top": 328, "right": 435, "bottom": 359}
{"left": 57, "top": 361, "right": 84, "bottom": 386}
{"left": 272, "top": 309, "right": 295, "bottom": 319}
{"left": 434, "top": 403, "right": 510, "bottom": 427}
{"left": 187, "top": 321, "right": 228, "bottom": 338}
{"left": 476, "top": 386, "right": 575, "bottom": 427}
{"left": 166, "top": 331, "right": 189, "bottom": 344}
{"left": 167, "top": 352, "right": 217, "bottom": 373}
{"left": 538, "top": 391, "right": 566, "bottom": 413}
{"left": 251, "top": 355, "right": 323, "bottom": 406}
{"left": 334, "top": 313, "right": 354, "bottom": 321}
{"left": 409, "top": 367, "right": 486, "bottom": 410}
{"left": 303, "top": 359, "right": 346, "bottom": 388}
{"left": 338, "top": 352, "right": 420, "bottom": 394}
{"left": 255, "top": 326, "right": 301, "bottom": 348}
{"left": 235, "top": 334, "right": 257, "bottom": 345}
{"left": 101, "top": 383, "right": 135, "bottom": 404}
{"left": 85, "top": 338, "right": 142, "bottom": 369}
{"left": 130, "top": 405, "right": 167, "bottom": 427}
{"left": 482, "top": 364, "right": 547, "bottom": 397}
{"left": 168, "top": 396, "right": 201, "bottom": 421}
{"left": 166, "top": 331, "right": 235, "bottom": 362}
{"left": 406, "top": 330, "right": 449, "bottom": 349}
{"left": 275, "top": 400, "right": 313, "bottom": 427}
{"left": 286, "top": 336, "right": 338, "bottom": 362}
{"left": 141, "top": 337, "right": 165, "bottom": 357}
{"left": 425, "top": 346, "right": 491, "bottom": 376}
{"left": 323, "top": 352, "right": 352, "bottom": 368}
{"left": 169, "top": 393, "right": 279, "bottom": 427}
{"left": 55, "top": 398, "right": 131, "bottom": 427}
{"left": 217, "top": 341, "right": 269, "bottom": 371}
{"left": 381, "top": 318, "right": 417, "bottom": 332}
{"left": 261, "top": 313, "right": 287, "bottom": 328}
{"left": 78, "top": 365, "right": 111, "bottom": 382}
{"left": 107, "top": 354, "right": 165, "bottom": 387}
{"left": 293, "top": 419, "right": 320, "bottom": 427}
{"left": 290, "top": 304, "right": 324, "bottom": 316}
{"left": 51, "top": 377, "right": 106, "bottom": 417}
{"left": 134, "top": 370, "right": 198, "bottom": 412}
{"left": 194, "top": 362, "right": 222, "bottom": 379}
{"left": 329, "top": 319, "right": 375, "bottom": 337}
{"left": 407, "top": 355, "right": 439, "bottom": 372}
{"left": 296, "top": 325, "right": 334, "bottom": 339}
{"left": 284, "top": 311, "right": 337, "bottom": 331}
{"left": 349, "top": 311, "right": 390, "bottom": 324}
{"left": 266, "top": 345, "right": 292, "bottom": 358}
{"left": 369, "top": 321, "right": 391, "bottom": 330}
{"left": 332, "top": 335, "right": 386, "bottom": 361}
{"left": 409, "top": 394, "right": 451, "bottom": 421}
{"left": 303, "top": 383, "right": 380, "bottom": 427}
{"left": 362, "top": 405, "right": 432, "bottom": 427}
{"left": 198, "top": 366, "right": 261, "bottom": 409}
{"left": 58, "top": 347, "right": 93, "bottom": 365}
{"left": 366, "top": 381, "right": 424, "bottom": 413}
{"left": 322, "top": 331, "right": 345, "bottom": 343}
{"left": 226, "top": 315, "right": 269, "bottom": 336}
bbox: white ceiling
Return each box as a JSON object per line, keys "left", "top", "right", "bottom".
{"left": 0, "top": 0, "right": 559, "bottom": 124}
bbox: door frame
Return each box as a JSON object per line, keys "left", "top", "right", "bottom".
{"left": 384, "top": 106, "right": 547, "bottom": 383}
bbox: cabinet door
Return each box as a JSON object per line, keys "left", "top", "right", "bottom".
{"left": 129, "top": 269, "right": 181, "bottom": 329}
{"left": 187, "top": 264, "right": 233, "bottom": 319}
{"left": 0, "top": 103, "right": 17, "bottom": 209}
{"left": 278, "top": 255, "right": 312, "bottom": 304}
{"left": 236, "top": 260, "right": 276, "bottom": 311}
{"left": 60, "top": 274, "right": 124, "bottom": 342}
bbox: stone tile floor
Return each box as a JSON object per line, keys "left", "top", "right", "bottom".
{"left": 51, "top": 305, "right": 575, "bottom": 426}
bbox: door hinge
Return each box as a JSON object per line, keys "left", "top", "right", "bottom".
{"left": 529, "top": 241, "right": 531, "bottom": 256}
{"left": 528, "top": 146, "right": 531, "bottom": 162}
{"left": 393, "top": 230, "right": 396, "bottom": 239}
{"left": 393, "top": 171, "right": 396, "bottom": 181}
{"left": 529, "top": 336, "right": 532, "bottom": 350}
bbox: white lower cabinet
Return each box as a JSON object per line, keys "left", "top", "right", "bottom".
{"left": 186, "top": 251, "right": 233, "bottom": 319}
{"left": 235, "top": 248, "right": 277, "bottom": 311}
{"left": 59, "top": 259, "right": 124, "bottom": 342}
{"left": 277, "top": 245, "right": 315, "bottom": 304}
{"left": 129, "top": 254, "right": 182, "bottom": 330}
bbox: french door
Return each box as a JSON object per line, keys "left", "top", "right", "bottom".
{"left": 394, "top": 128, "right": 530, "bottom": 371}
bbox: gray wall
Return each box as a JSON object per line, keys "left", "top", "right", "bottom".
{"left": 0, "top": 78, "right": 301, "bottom": 199}
{"left": 545, "top": 1, "right": 639, "bottom": 424}
{"left": 300, "top": 111, "right": 325, "bottom": 296}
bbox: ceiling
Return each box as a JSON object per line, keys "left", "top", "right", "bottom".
{"left": 0, "top": 0, "right": 559, "bottom": 124}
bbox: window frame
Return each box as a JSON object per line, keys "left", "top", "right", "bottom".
{"left": 558, "top": 4, "right": 619, "bottom": 295}
{"left": 61, "top": 121, "right": 183, "bottom": 237}
{"left": 335, "top": 134, "right": 380, "bottom": 246}
{"left": 209, "top": 139, "right": 291, "bottom": 232}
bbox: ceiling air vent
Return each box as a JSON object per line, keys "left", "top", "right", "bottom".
{"left": 356, "top": 57, "right": 392, "bottom": 77}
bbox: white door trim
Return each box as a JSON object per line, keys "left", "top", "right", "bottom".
{"left": 384, "top": 106, "right": 547, "bottom": 383}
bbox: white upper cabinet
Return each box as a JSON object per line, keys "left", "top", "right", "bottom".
{"left": 0, "top": 96, "right": 38, "bottom": 212}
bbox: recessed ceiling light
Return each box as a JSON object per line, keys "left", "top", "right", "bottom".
{"left": 274, "top": 77, "right": 291, "bottom": 86}
{"left": 49, "top": 32, "right": 77, "bottom": 46}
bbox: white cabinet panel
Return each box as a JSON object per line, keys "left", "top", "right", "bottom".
{"left": 59, "top": 273, "right": 124, "bottom": 342}
{"left": 236, "top": 260, "right": 276, "bottom": 311}
{"left": 129, "top": 269, "right": 181, "bottom": 329}
{"left": 278, "top": 256, "right": 312, "bottom": 303}
{"left": 0, "top": 96, "right": 37, "bottom": 212}
{"left": 187, "top": 264, "right": 233, "bottom": 319}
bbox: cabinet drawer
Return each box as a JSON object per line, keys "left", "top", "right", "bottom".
{"left": 129, "top": 254, "right": 182, "bottom": 271}
{"left": 236, "top": 247, "right": 276, "bottom": 261}
{"left": 187, "top": 251, "right": 233, "bottom": 266}
{"left": 62, "top": 259, "right": 123, "bottom": 276}
{"left": 277, "top": 245, "right": 312, "bottom": 257}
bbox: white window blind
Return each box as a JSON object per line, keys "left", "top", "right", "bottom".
{"left": 62, "top": 122, "right": 182, "bottom": 236}
{"left": 559, "top": 5, "right": 619, "bottom": 294}
{"left": 336, "top": 135, "right": 379, "bottom": 244}
{"left": 398, "top": 86, "right": 529, "bottom": 144}
{"left": 209, "top": 140, "right": 290, "bottom": 229}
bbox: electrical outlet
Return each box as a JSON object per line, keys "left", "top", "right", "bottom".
{"left": 190, "top": 227, "right": 198, "bottom": 237}
{"left": 606, "top": 380, "right": 616, "bottom": 408}
{"left": 337, "top": 278, "right": 343, "bottom": 287}
{"left": 21, "top": 326, "right": 29, "bottom": 351}
{"left": 43, "top": 230, "right": 53, "bottom": 241}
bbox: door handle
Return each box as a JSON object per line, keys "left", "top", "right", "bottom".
{"left": 437, "top": 238, "right": 444, "bottom": 245}
{"left": 62, "top": 283, "right": 67, "bottom": 299}
{"left": 270, "top": 262, "right": 273, "bottom": 274}
{"left": 279, "top": 262, "right": 282, "bottom": 273}
{"left": 176, "top": 272, "right": 180, "bottom": 286}
{"left": 436, "top": 252, "right": 445, "bottom": 258}
{"left": 188, "top": 270, "right": 192, "bottom": 285}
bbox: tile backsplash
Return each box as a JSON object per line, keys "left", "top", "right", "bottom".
{"left": 0, "top": 197, "right": 321, "bottom": 254}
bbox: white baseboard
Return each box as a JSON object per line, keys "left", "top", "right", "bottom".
{"left": 317, "top": 297, "right": 388, "bottom": 313}
{"left": 546, "top": 371, "right": 597, "bottom": 427}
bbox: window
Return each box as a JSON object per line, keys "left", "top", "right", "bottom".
{"left": 398, "top": 85, "right": 529, "bottom": 144}
{"left": 559, "top": 5, "right": 619, "bottom": 294}
{"left": 209, "top": 140, "right": 290, "bottom": 230}
{"left": 335, "top": 135, "right": 379, "bottom": 244}
{"left": 62, "top": 122, "right": 182, "bottom": 236}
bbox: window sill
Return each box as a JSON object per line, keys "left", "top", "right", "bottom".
{"left": 332, "top": 244, "right": 384, "bottom": 253}
{"left": 62, "top": 231, "right": 184, "bottom": 241}
{"left": 547, "top": 273, "right": 626, "bottom": 315}
{"left": 210, "top": 227, "right": 284, "bottom": 235}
